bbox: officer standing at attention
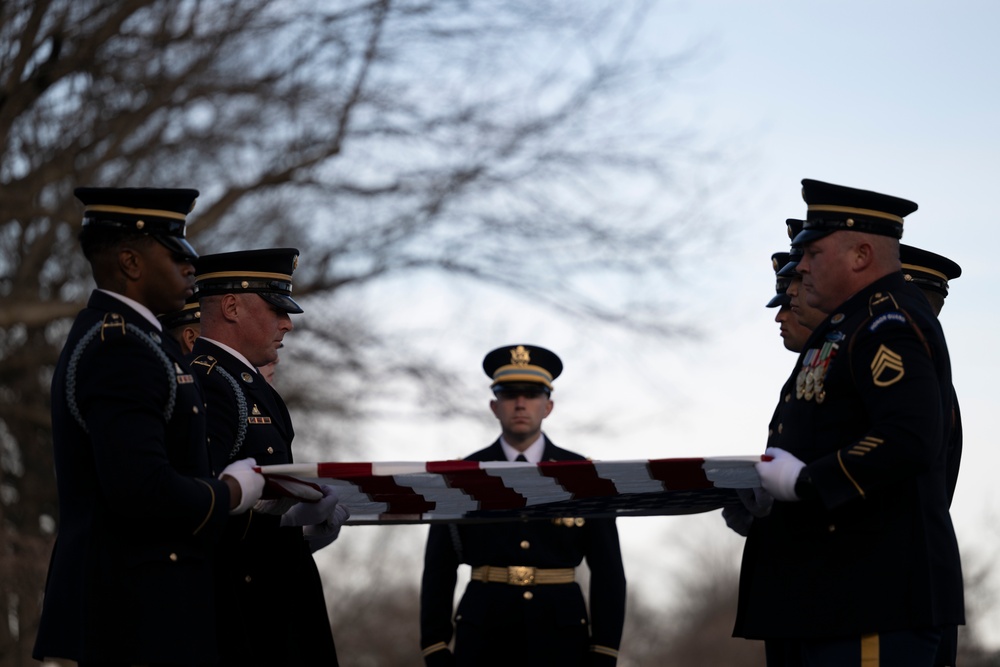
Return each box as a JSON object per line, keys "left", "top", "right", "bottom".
{"left": 190, "top": 248, "right": 348, "bottom": 666}
{"left": 420, "top": 345, "right": 627, "bottom": 666}
{"left": 33, "top": 187, "right": 265, "bottom": 666}
{"left": 900, "top": 243, "right": 963, "bottom": 667}
{"left": 734, "top": 180, "right": 964, "bottom": 665}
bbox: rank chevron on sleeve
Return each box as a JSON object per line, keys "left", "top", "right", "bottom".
{"left": 258, "top": 456, "right": 765, "bottom": 524}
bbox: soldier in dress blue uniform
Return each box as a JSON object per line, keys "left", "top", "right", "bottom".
{"left": 190, "top": 248, "right": 348, "bottom": 666}
{"left": 900, "top": 243, "right": 963, "bottom": 667}
{"left": 159, "top": 295, "right": 202, "bottom": 355}
{"left": 33, "top": 187, "right": 265, "bottom": 667}
{"left": 734, "top": 180, "right": 965, "bottom": 666}
{"left": 420, "top": 345, "right": 627, "bottom": 666}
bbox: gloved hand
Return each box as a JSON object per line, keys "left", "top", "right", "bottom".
{"left": 253, "top": 497, "right": 299, "bottom": 515}
{"left": 722, "top": 504, "right": 753, "bottom": 536}
{"left": 737, "top": 486, "right": 774, "bottom": 517}
{"left": 722, "top": 487, "right": 773, "bottom": 536}
{"left": 304, "top": 503, "right": 351, "bottom": 552}
{"left": 755, "top": 447, "right": 806, "bottom": 502}
{"left": 220, "top": 458, "right": 265, "bottom": 514}
{"left": 280, "top": 484, "right": 342, "bottom": 527}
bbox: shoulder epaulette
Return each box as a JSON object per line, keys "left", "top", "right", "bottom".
{"left": 99, "top": 312, "right": 127, "bottom": 340}
{"left": 868, "top": 290, "right": 900, "bottom": 318}
{"left": 191, "top": 354, "right": 219, "bottom": 373}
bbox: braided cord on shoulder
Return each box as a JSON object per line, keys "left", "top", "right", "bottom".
{"left": 66, "top": 322, "right": 176, "bottom": 432}
{"left": 210, "top": 364, "right": 248, "bottom": 461}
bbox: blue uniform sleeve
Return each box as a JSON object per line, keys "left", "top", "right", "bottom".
{"left": 584, "top": 517, "right": 626, "bottom": 663}
{"left": 420, "top": 524, "right": 461, "bottom": 662}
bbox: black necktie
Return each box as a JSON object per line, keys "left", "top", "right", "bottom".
{"left": 515, "top": 454, "right": 527, "bottom": 462}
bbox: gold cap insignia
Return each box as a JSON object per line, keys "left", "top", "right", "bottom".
{"left": 510, "top": 345, "right": 530, "bottom": 366}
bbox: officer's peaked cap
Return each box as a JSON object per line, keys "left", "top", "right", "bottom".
{"left": 767, "top": 252, "right": 791, "bottom": 309}
{"left": 483, "top": 344, "right": 562, "bottom": 392}
{"left": 195, "top": 248, "right": 303, "bottom": 314}
{"left": 776, "top": 219, "right": 805, "bottom": 278}
{"left": 158, "top": 295, "right": 201, "bottom": 330}
{"left": 793, "top": 179, "right": 917, "bottom": 246}
{"left": 900, "top": 244, "right": 961, "bottom": 298}
{"left": 75, "top": 186, "right": 200, "bottom": 260}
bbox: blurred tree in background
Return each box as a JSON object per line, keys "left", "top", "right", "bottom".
{"left": 3, "top": 2, "right": 997, "bottom": 666}
{"left": 1, "top": 0, "right": 718, "bottom": 663}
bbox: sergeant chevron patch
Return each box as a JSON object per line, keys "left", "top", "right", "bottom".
{"left": 871, "top": 345, "right": 905, "bottom": 386}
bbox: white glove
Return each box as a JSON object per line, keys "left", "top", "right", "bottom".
{"left": 722, "top": 487, "right": 774, "bottom": 536}
{"left": 253, "top": 497, "right": 299, "bottom": 516}
{"left": 280, "top": 484, "right": 341, "bottom": 527}
{"left": 220, "top": 458, "right": 265, "bottom": 515}
{"left": 755, "top": 447, "right": 806, "bottom": 502}
{"left": 737, "top": 486, "right": 774, "bottom": 518}
{"left": 304, "top": 503, "right": 351, "bottom": 552}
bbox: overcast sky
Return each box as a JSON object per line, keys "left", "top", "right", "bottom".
{"left": 318, "top": 0, "right": 1000, "bottom": 649}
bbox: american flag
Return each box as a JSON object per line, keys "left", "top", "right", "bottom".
{"left": 259, "top": 456, "right": 764, "bottom": 524}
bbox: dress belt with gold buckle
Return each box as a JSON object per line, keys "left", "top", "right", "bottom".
{"left": 470, "top": 565, "right": 575, "bottom": 586}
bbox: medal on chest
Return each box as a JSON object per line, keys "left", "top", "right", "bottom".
{"left": 795, "top": 332, "right": 843, "bottom": 403}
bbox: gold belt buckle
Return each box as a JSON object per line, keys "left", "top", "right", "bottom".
{"left": 507, "top": 565, "right": 536, "bottom": 586}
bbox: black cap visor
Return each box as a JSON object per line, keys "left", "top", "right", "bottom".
{"left": 791, "top": 227, "right": 836, "bottom": 246}
{"left": 766, "top": 293, "right": 790, "bottom": 308}
{"left": 492, "top": 382, "right": 551, "bottom": 397}
{"left": 259, "top": 291, "right": 304, "bottom": 314}
{"left": 776, "top": 258, "right": 801, "bottom": 277}
{"left": 153, "top": 233, "right": 199, "bottom": 261}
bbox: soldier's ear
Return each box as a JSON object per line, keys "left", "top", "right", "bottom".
{"left": 848, "top": 238, "right": 874, "bottom": 273}
{"left": 220, "top": 293, "right": 241, "bottom": 322}
{"left": 118, "top": 246, "right": 142, "bottom": 281}
{"left": 181, "top": 326, "right": 200, "bottom": 354}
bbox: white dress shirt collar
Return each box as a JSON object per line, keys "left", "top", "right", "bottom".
{"left": 500, "top": 434, "right": 545, "bottom": 463}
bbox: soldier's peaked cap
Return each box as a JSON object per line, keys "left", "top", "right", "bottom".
{"left": 792, "top": 179, "right": 917, "bottom": 246}
{"left": 158, "top": 295, "right": 201, "bottom": 330}
{"left": 776, "top": 219, "right": 805, "bottom": 278}
{"left": 900, "top": 244, "right": 962, "bottom": 298}
{"left": 75, "top": 186, "right": 200, "bottom": 260}
{"left": 767, "top": 252, "right": 791, "bottom": 308}
{"left": 195, "top": 248, "right": 303, "bottom": 314}
{"left": 483, "top": 344, "right": 562, "bottom": 392}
